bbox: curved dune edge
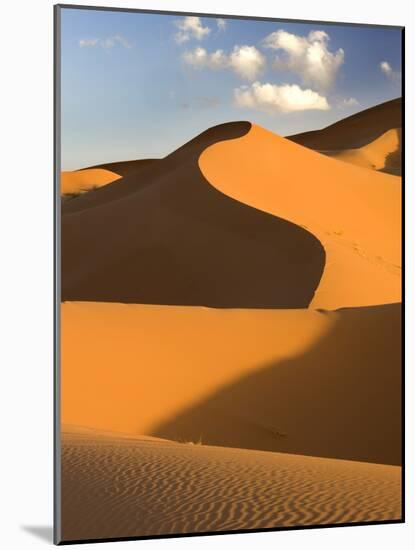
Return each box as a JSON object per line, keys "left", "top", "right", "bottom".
{"left": 61, "top": 168, "right": 122, "bottom": 195}
{"left": 61, "top": 122, "right": 325, "bottom": 308}
{"left": 61, "top": 427, "right": 401, "bottom": 541}
{"left": 325, "top": 128, "right": 401, "bottom": 174}
{"left": 199, "top": 123, "right": 401, "bottom": 310}
{"left": 61, "top": 301, "right": 401, "bottom": 465}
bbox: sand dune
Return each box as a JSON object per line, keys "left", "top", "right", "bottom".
{"left": 289, "top": 97, "right": 401, "bottom": 150}
{"left": 62, "top": 120, "right": 401, "bottom": 310}
{"left": 61, "top": 301, "right": 401, "bottom": 465}
{"left": 87, "top": 158, "right": 158, "bottom": 178}
{"left": 59, "top": 104, "right": 402, "bottom": 539}
{"left": 60, "top": 427, "right": 401, "bottom": 542}
{"left": 61, "top": 168, "right": 121, "bottom": 196}
{"left": 62, "top": 122, "right": 325, "bottom": 308}
{"left": 200, "top": 123, "right": 401, "bottom": 310}
{"left": 322, "top": 129, "right": 401, "bottom": 176}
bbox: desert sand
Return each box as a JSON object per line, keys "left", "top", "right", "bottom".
{"left": 325, "top": 129, "right": 401, "bottom": 175}
{"left": 61, "top": 301, "right": 401, "bottom": 465}
{"left": 60, "top": 99, "right": 402, "bottom": 540}
{"left": 200, "top": 124, "right": 401, "bottom": 310}
{"left": 61, "top": 168, "right": 122, "bottom": 196}
{"left": 62, "top": 122, "right": 325, "bottom": 308}
{"left": 289, "top": 98, "right": 401, "bottom": 150}
{"left": 61, "top": 426, "right": 401, "bottom": 541}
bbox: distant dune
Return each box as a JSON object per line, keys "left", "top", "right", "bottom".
{"left": 289, "top": 98, "right": 402, "bottom": 176}
{"left": 61, "top": 301, "right": 401, "bottom": 465}
{"left": 61, "top": 427, "right": 401, "bottom": 541}
{"left": 290, "top": 98, "right": 401, "bottom": 150}
{"left": 87, "top": 158, "right": 158, "bottom": 178}
{"left": 325, "top": 129, "right": 401, "bottom": 176}
{"left": 61, "top": 168, "right": 121, "bottom": 196}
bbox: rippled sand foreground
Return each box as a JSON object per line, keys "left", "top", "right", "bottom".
{"left": 61, "top": 428, "right": 401, "bottom": 541}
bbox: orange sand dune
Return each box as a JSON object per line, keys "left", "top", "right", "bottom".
{"left": 61, "top": 122, "right": 325, "bottom": 308}
{"left": 290, "top": 97, "right": 401, "bottom": 150}
{"left": 61, "top": 301, "right": 401, "bottom": 465}
{"left": 87, "top": 158, "right": 157, "bottom": 178}
{"left": 200, "top": 124, "right": 401, "bottom": 310}
{"left": 60, "top": 427, "right": 401, "bottom": 541}
{"left": 61, "top": 168, "right": 121, "bottom": 196}
{"left": 324, "top": 129, "right": 401, "bottom": 176}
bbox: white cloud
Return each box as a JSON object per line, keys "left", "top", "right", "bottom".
{"left": 174, "top": 16, "right": 211, "bottom": 44}
{"left": 379, "top": 61, "right": 392, "bottom": 76}
{"left": 217, "top": 18, "right": 227, "bottom": 31}
{"left": 379, "top": 60, "right": 401, "bottom": 82}
{"left": 79, "top": 34, "right": 131, "bottom": 49}
{"left": 182, "top": 45, "right": 265, "bottom": 81}
{"left": 229, "top": 45, "right": 266, "bottom": 80}
{"left": 182, "top": 47, "right": 228, "bottom": 69}
{"left": 234, "top": 81, "right": 330, "bottom": 113}
{"left": 262, "top": 29, "right": 344, "bottom": 91}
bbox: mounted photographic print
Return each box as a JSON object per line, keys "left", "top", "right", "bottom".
{"left": 54, "top": 4, "right": 404, "bottom": 544}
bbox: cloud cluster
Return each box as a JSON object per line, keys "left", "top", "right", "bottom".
{"left": 79, "top": 34, "right": 132, "bottom": 49}
{"left": 263, "top": 29, "right": 344, "bottom": 91}
{"left": 234, "top": 82, "right": 330, "bottom": 113}
{"left": 379, "top": 60, "right": 401, "bottom": 83}
{"left": 183, "top": 45, "right": 266, "bottom": 81}
{"left": 174, "top": 16, "right": 211, "bottom": 44}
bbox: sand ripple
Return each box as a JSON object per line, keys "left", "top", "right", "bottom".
{"left": 61, "top": 430, "right": 401, "bottom": 542}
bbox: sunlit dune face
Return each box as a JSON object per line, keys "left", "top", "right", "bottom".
{"left": 61, "top": 168, "right": 122, "bottom": 195}
{"left": 61, "top": 301, "right": 401, "bottom": 466}
{"left": 61, "top": 302, "right": 332, "bottom": 438}
{"left": 199, "top": 123, "right": 401, "bottom": 310}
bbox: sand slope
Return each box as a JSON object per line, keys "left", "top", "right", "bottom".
{"left": 323, "top": 129, "right": 401, "bottom": 176}
{"left": 60, "top": 427, "right": 401, "bottom": 542}
{"left": 61, "top": 122, "right": 325, "bottom": 308}
{"left": 61, "top": 168, "right": 122, "bottom": 196}
{"left": 289, "top": 97, "right": 401, "bottom": 150}
{"left": 61, "top": 301, "right": 401, "bottom": 465}
{"left": 200, "top": 123, "right": 401, "bottom": 310}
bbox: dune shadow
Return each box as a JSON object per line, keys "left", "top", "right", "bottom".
{"left": 21, "top": 525, "right": 53, "bottom": 543}
{"left": 381, "top": 128, "right": 402, "bottom": 176}
{"left": 62, "top": 122, "right": 325, "bottom": 308}
{"left": 152, "top": 303, "right": 402, "bottom": 465}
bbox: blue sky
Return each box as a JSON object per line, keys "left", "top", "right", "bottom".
{"left": 60, "top": 7, "right": 402, "bottom": 170}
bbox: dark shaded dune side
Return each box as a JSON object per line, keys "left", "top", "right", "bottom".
{"left": 382, "top": 128, "right": 402, "bottom": 176}
{"left": 62, "top": 159, "right": 161, "bottom": 215}
{"left": 289, "top": 97, "right": 402, "bottom": 150}
{"left": 62, "top": 122, "right": 325, "bottom": 308}
{"left": 153, "top": 303, "right": 402, "bottom": 466}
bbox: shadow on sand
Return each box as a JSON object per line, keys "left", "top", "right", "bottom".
{"left": 152, "top": 303, "right": 402, "bottom": 466}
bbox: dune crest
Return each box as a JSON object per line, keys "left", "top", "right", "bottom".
{"left": 61, "top": 122, "right": 325, "bottom": 308}
{"left": 61, "top": 168, "right": 121, "bottom": 196}
{"left": 199, "top": 123, "right": 401, "bottom": 310}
